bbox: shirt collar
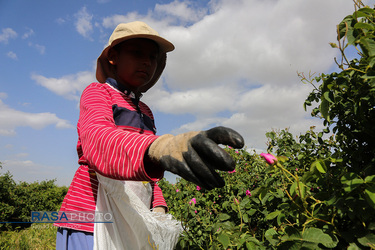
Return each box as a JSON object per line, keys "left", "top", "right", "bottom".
{"left": 106, "top": 78, "right": 142, "bottom": 99}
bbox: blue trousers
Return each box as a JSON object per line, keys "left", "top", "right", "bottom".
{"left": 56, "top": 227, "right": 94, "bottom": 250}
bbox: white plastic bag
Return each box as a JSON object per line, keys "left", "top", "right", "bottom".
{"left": 94, "top": 174, "right": 182, "bottom": 250}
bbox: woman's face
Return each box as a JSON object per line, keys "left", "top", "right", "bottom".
{"left": 108, "top": 38, "right": 159, "bottom": 93}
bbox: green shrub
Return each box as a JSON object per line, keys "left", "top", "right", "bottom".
{"left": 0, "top": 166, "right": 68, "bottom": 231}
{"left": 160, "top": 127, "right": 375, "bottom": 249}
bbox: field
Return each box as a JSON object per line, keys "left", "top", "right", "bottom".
{"left": 0, "top": 224, "right": 56, "bottom": 250}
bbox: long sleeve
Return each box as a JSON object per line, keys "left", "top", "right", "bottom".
{"left": 151, "top": 181, "right": 167, "bottom": 209}
{"left": 77, "top": 82, "right": 163, "bottom": 181}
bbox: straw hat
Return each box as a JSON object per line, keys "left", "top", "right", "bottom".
{"left": 96, "top": 21, "right": 175, "bottom": 92}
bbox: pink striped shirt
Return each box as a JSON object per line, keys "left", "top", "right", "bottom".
{"left": 55, "top": 82, "right": 166, "bottom": 232}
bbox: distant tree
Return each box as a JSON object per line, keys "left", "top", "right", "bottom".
{"left": 0, "top": 165, "right": 68, "bottom": 231}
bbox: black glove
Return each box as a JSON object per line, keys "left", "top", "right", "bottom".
{"left": 148, "top": 126, "right": 244, "bottom": 190}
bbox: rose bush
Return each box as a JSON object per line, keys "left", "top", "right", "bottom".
{"left": 159, "top": 3, "right": 375, "bottom": 249}
{"left": 160, "top": 126, "right": 375, "bottom": 249}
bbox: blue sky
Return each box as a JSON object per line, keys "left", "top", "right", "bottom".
{"left": 0, "top": 0, "right": 371, "bottom": 186}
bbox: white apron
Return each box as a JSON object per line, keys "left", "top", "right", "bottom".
{"left": 93, "top": 174, "right": 182, "bottom": 250}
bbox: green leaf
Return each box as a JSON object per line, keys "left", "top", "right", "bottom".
{"left": 265, "top": 228, "right": 279, "bottom": 246}
{"left": 348, "top": 242, "right": 361, "bottom": 250}
{"left": 284, "top": 226, "right": 302, "bottom": 239}
{"left": 277, "top": 156, "right": 288, "bottom": 163}
{"left": 330, "top": 157, "right": 343, "bottom": 163}
{"left": 218, "top": 213, "right": 231, "bottom": 221}
{"left": 261, "top": 192, "right": 271, "bottom": 205}
{"left": 365, "top": 175, "right": 375, "bottom": 184}
{"left": 322, "top": 233, "right": 339, "bottom": 248}
{"left": 359, "top": 7, "right": 375, "bottom": 14}
{"left": 289, "top": 180, "right": 306, "bottom": 199}
{"left": 364, "top": 184, "right": 375, "bottom": 209}
{"left": 354, "top": 7, "right": 375, "bottom": 18}
{"left": 320, "top": 97, "right": 330, "bottom": 121}
{"left": 369, "top": 57, "right": 375, "bottom": 68}
{"left": 247, "top": 208, "right": 257, "bottom": 216}
{"left": 266, "top": 210, "right": 281, "bottom": 220}
{"left": 259, "top": 188, "right": 269, "bottom": 203}
{"left": 341, "top": 172, "right": 359, "bottom": 183}
{"left": 312, "top": 160, "right": 327, "bottom": 174}
{"left": 217, "top": 233, "right": 230, "bottom": 249}
{"left": 242, "top": 213, "right": 249, "bottom": 223}
{"left": 246, "top": 241, "right": 257, "bottom": 250}
{"left": 357, "top": 233, "right": 375, "bottom": 248}
{"left": 240, "top": 197, "right": 250, "bottom": 209}
{"left": 277, "top": 212, "right": 285, "bottom": 226}
{"left": 368, "top": 222, "right": 375, "bottom": 230}
{"left": 278, "top": 241, "right": 302, "bottom": 250}
{"left": 323, "top": 91, "right": 334, "bottom": 103}
{"left": 338, "top": 15, "right": 354, "bottom": 40}
{"left": 341, "top": 172, "right": 364, "bottom": 192}
{"left": 360, "top": 37, "right": 375, "bottom": 57}
{"left": 302, "top": 228, "right": 333, "bottom": 245}
{"left": 290, "top": 181, "right": 297, "bottom": 197}
{"left": 354, "top": 22, "right": 374, "bottom": 31}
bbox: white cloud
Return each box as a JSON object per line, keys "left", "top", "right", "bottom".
{"left": 6, "top": 51, "right": 17, "bottom": 60}
{"left": 4, "top": 144, "right": 14, "bottom": 149}
{"left": 34, "top": 44, "right": 45, "bottom": 54}
{"left": 75, "top": 6, "right": 94, "bottom": 39}
{"left": 154, "top": 0, "right": 207, "bottom": 23}
{"left": 145, "top": 83, "right": 240, "bottom": 115}
{"left": 102, "top": 13, "right": 146, "bottom": 29}
{"left": 28, "top": 42, "right": 46, "bottom": 55}
{"left": 140, "top": 0, "right": 357, "bottom": 150}
{"left": 162, "top": 0, "right": 354, "bottom": 90}
{"left": 0, "top": 97, "right": 73, "bottom": 136}
{"left": 171, "top": 116, "right": 225, "bottom": 134}
{"left": 1, "top": 159, "right": 72, "bottom": 186}
{"left": 31, "top": 71, "right": 95, "bottom": 101}
{"left": 22, "top": 28, "right": 34, "bottom": 39}
{"left": 0, "top": 28, "right": 17, "bottom": 44}
{"left": 56, "top": 17, "right": 66, "bottom": 25}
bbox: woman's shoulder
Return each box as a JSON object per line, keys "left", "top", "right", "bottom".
{"left": 82, "top": 82, "right": 118, "bottom": 95}
{"left": 85, "top": 82, "right": 109, "bottom": 90}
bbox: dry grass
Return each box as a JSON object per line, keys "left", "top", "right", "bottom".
{"left": 0, "top": 224, "right": 57, "bottom": 250}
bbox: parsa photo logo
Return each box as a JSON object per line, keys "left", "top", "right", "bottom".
{"left": 31, "top": 211, "right": 113, "bottom": 223}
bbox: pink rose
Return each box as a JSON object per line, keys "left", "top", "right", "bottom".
{"left": 196, "top": 186, "right": 201, "bottom": 191}
{"left": 176, "top": 189, "right": 179, "bottom": 192}
{"left": 189, "top": 198, "right": 196, "bottom": 205}
{"left": 228, "top": 169, "right": 236, "bottom": 173}
{"left": 246, "top": 190, "right": 251, "bottom": 197}
{"left": 260, "top": 153, "right": 277, "bottom": 165}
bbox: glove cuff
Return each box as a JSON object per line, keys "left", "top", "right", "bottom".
{"left": 148, "top": 132, "right": 200, "bottom": 163}
{"left": 148, "top": 134, "right": 174, "bottom": 162}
